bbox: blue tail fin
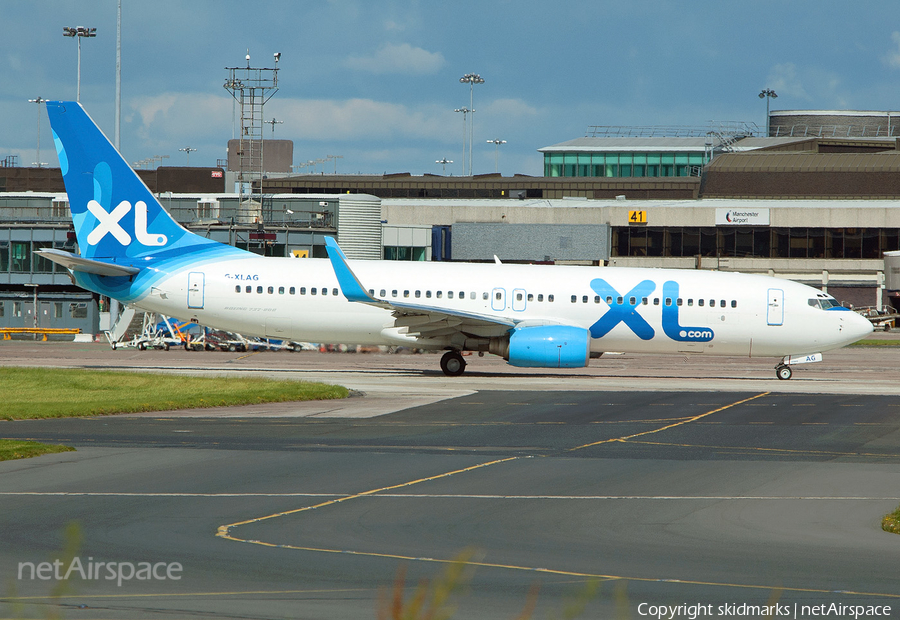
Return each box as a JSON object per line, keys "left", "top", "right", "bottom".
{"left": 46, "top": 101, "right": 240, "bottom": 264}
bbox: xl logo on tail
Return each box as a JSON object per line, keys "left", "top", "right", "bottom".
{"left": 86, "top": 200, "right": 167, "bottom": 247}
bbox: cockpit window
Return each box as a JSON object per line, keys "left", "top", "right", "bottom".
{"left": 809, "top": 296, "right": 841, "bottom": 310}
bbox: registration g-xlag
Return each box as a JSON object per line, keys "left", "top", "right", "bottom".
{"left": 39, "top": 101, "right": 873, "bottom": 378}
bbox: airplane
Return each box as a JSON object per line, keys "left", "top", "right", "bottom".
{"left": 38, "top": 101, "right": 874, "bottom": 379}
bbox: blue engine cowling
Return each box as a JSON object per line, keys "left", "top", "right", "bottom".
{"left": 507, "top": 325, "right": 591, "bottom": 368}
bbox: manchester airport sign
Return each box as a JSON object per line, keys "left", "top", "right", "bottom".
{"left": 715, "top": 208, "right": 770, "bottom": 226}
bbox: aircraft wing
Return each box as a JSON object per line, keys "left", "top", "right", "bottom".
{"left": 324, "top": 237, "right": 515, "bottom": 339}
{"left": 34, "top": 248, "right": 140, "bottom": 277}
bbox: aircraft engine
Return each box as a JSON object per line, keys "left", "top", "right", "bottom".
{"left": 504, "top": 325, "right": 591, "bottom": 368}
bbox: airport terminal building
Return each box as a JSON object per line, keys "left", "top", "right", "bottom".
{"left": 2, "top": 110, "right": 900, "bottom": 334}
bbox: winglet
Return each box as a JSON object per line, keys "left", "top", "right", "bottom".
{"left": 324, "top": 237, "right": 376, "bottom": 303}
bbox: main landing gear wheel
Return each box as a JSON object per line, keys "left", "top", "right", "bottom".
{"left": 440, "top": 351, "right": 466, "bottom": 377}
{"left": 776, "top": 364, "right": 793, "bottom": 380}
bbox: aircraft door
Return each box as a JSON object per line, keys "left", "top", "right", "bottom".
{"left": 188, "top": 272, "right": 205, "bottom": 309}
{"left": 767, "top": 288, "right": 783, "bottom": 326}
{"left": 512, "top": 288, "right": 527, "bottom": 312}
{"left": 491, "top": 287, "right": 506, "bottom": 312}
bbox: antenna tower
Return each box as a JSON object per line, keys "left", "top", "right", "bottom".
{"left": 224, "top": 51, "right": 279, "bottom": 221}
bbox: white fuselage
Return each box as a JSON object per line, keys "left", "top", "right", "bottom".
{"left": 128, "top": 256, "right": 872, "bottom": 359}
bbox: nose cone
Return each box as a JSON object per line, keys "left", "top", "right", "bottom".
{"left": 843, "top": 310, "right": 874, "bottom": 345}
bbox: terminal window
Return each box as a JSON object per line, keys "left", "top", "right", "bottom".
{"left": 384, "top": 246, "right": 427, "bottom": 261}
{"left": 544, "top": 152, "right": 706, "bottom": 178}
{"left": 612, "top": 227, "right": 900, "bottom": 259}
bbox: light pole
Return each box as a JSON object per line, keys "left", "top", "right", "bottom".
{"left": 454, "top": 107, "right": 469, "bottom": 176}
{"left": 759, "top": 89, "right": 778, "bottom": 136}
{"left": 459, "top": 73, "right": 484, "bottom": 175}
{"left": 62, "top": 26, "right": 97, "bottom": 103}
{"left": 327, "top": 154, "right": 343, "bottom": 174}
{"left": 179, "top": 147, "right": 197, "bottom": 165}
{"left": 28, "top": 97, "right": 46, "bottom": 167}
{"left": 436, "top": 158, "right": 453, "bottom": 175}
{"left": 486, "top": 139, "right": 506, "bottom": 173}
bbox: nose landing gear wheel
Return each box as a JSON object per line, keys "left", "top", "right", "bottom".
{"left": 776, "top": 364, "right": 792, "bottom": 380}
{"left": 440, "top": 351, "right": 466, "bottom": 376}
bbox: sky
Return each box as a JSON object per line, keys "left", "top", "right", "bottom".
{"left": 5, "top": 1, "right": 900, "bottom": 177}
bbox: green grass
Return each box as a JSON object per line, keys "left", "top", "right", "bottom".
{"left": 849, "top": 339, "right": 900, "bottom": 347}
{"left": 883, "top": 505, "right": 900, "bottom": 535}
{"left": 0, "top": 367, "right": 349, "bottom": 420}
{"left": 0, "top": 439, "right": 75, "bottom": 461}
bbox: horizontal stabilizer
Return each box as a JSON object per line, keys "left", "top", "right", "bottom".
{"left": 34, "top": 248, "right": 140, "bottom": 277}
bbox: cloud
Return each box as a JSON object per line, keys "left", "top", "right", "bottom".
{"left": 344, "top": 43, "right": 445, "bottom": 75}
{"left": 129, "top": 93, "right": 233, "bottom": 145}
{"left": 270, "top": 98, "right": 455, "bottom": 142}
{"left": 885, "top": 31, "right": 900, "bottom": 68}
{"left": 766, "top": 63, "right": 810, "bottom": 101}
{"left": 482, "top": 98, "right": 539, "bottom": 118}
{"left": 765, "top": 63, "right": 851, "bottom": 107}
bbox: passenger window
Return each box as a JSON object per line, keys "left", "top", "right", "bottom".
{"left": 333, "top": 288, "right": 338, "bottom": 296}
{"left": 665, "top": 298, "right": 672, "bottom": 306}
{"left": 517, "top": 293, "right": 524, "bottom": 301}
{"left": 606, "top": 296, "right": 613, "bottom": 304}
{"left": 720, "top": 300, "right": 726, "bottom": 307}
{"left": 392, "top": 290, "right": 398, "bottom": 297}
{"left": 571, "top": 295, "right": 577, "bottom": 303}
{"left": 709, "top": 299, "right": 714, "bottom": 307}
{"left": 495, "top": 292, "right": 502, "bottom": 300}
{"left": 290, "top": 287, "right": 295, "bottom": 295}
{"left": 687, "top": 299, "right": 693, "bottom": 306}
{"left": 731, "top": 300, "right": 737, "bottom": 308}
{"left": 436, "top": 291, "right": 442, "bottom": 298}
{"left": 257, "top": 286, "right": 263, "bottom": 294}
{"left": 425, "top": 291, "right": 431, "bottom": 298}
{"left": 483, "top": 292, "right": 489, "bottom": 300}
{"left": 278, "top": 286, "right": 285, "bottom": 295}
{"left": 300, "top": 287, "right": 306, "bottom": 295}
{"left": 548, "top": 294, "right": 554, "bottom": 302}
{"left": 235, "top": 285, "right": 240, "bottom": 293}
{"left": 246, "top": 285, "right": 251, "bottom": 293}
{"left": 653, "top": 298, "right": 660, "bottom": 306}
{"left": 415, "top": 290, "right": 421, "bottom": 298}
{"left": 311, "top": 288, "right": 317, "bottom": 295}
{"left": 698, "top": 299, "right": 704, "bottom": 307}
{"left": 629, "top": 296, "right": 636, "bottom": 305}
{"left": 582, "top": 296, "right": 588, "bottom": 303}
{"left": 538, "top": 294, "right": 544, "bottom": 302}
{"left": 642, "top": 297, "right": 648, "bottom": 305}
{"left": 469, "top": 292, "right": 475, "bottom": 300}
{"left": 616, "top": 296, "right": 623, "bottom": 305}
{"left": 368, "top": 289, "right": 374, "bottom": 296}
{"left": 594, "top": 296, "right": 600, "bottom": 304}
{"left": 404, "top": 290, "right": 410, "bottom": 298}
{"left": 447, "top": 291, "right": 453, "bottom": 299}
{"left": 321, "top": 288, "right": 327, "bottom": 296}
{"left": 380, "top": 289, "right": 386, "bottom": 297}
{"left": 676, "top": 298, "right": 682, "bottom": 306}
{"left": 527, "top": 294, "right": 534, "bottom": 302}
